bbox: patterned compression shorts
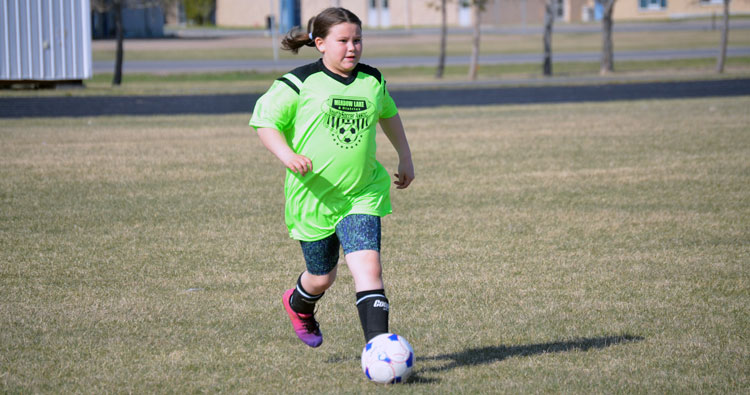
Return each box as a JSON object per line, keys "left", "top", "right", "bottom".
{"left": 299, "top": 214, "right": 381, "bottom": 275}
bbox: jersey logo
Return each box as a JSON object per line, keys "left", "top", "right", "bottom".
{"left": 321, "top": 95, "right": 375, "bottom": 149}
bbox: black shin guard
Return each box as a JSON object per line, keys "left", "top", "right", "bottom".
{"left": 289, "top": 274, "right": 323, "bottom": 315}
{"left": 356, "top": 289, "right": 389, "bottom": 342}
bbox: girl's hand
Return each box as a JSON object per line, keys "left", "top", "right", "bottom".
{"left": 255, "top": 128, "right": 312, "bottom": 176}
{"left": 394, "top": 159, "right": 414, "bottom": 189}
{"left": 378, "top": 114, "right": 414, "bottom": 190}
{"left": 282, "top": 153, "right": 313, "bottom": 176}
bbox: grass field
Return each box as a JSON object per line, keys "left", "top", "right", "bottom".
{"left": 1, "top": 96, "right": 748, "bottom": 392}
{"left": 3, "top": 57, "right": 749, "bottom": 97}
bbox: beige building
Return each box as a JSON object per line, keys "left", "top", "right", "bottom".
{"left": 215, "top": 0, "right": 750, "bottom": 29}
{"left": 480, "top": 0, "right": 590, "bottom": 24}
{"left": 611, "top": 0, "right": 750, "bottom": 20}
{"left": 215, "top": 0, "right": 473, "bottom": 29}
{"left": 214, "top": 0, "right": 588, "bottom": 28}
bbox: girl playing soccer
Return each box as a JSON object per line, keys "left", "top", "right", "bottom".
{"left": 249, "top": 7, "right": 414, "bottom": 348}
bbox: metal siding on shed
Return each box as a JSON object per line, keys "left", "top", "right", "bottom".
{"left": 0, "top": 0, "right": 91, "bottom": 81}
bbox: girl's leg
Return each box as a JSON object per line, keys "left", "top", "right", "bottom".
{"left": 288, "top": 268, "right": 337, "bottom": 317}
{"left": 345, "top": 250, "right": 390, "bottom": 342}
{"left": 290, "top": 233, "right": 341, "bottom": 313}
{"left": 282, "top": 233, "right": 340, "bottom": 348}
{"left": 299, "top": 267, "right": 337, "bottom": 296}
{"left": 337, "top": 215, "right": 390, "bottom": 342}
{"left": 345, "top": 250, "right": 383, "bottom": 292}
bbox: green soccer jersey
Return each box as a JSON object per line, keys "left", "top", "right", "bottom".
{"left": 250, "top": 59, "right": 399, "bottom": 241}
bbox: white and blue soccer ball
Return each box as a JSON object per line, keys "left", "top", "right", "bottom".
{"left": 361, "top": 333, "right": 414, "bottom": 384}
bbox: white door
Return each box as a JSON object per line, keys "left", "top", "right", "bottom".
{"left": 368, "top": 0, "right": 391, "bottom": 28}
{"left": 458, "top": 0, "right": 471, "bottom": 27}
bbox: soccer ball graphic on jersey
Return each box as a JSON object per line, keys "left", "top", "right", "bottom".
{"left": 361, "top": 333, "right": 414, "bottom": 384}
{"left": 322, "top": 95, "right": 375, "bottom": 149}
{"left": 337, "top": 124, "right": 358, "bottom": 144}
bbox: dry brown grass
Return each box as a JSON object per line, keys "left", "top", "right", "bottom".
{"left": 91, "top": 29, "right": 750, "bottom": 61}
{"left": 1, "top": 96, "right": 748, "bottom": 392}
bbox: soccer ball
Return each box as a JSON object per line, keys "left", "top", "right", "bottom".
{"left": 361, "top": 333, "right": 414, "bottom": 384}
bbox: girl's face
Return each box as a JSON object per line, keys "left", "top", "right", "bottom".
{"left": 315, "top": 22, "right": 362, "bottom": 78}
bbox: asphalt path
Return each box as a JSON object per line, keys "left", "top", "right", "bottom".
{"left": 3, "top": 78, "right": 749, "bottom": 118}
{"left": 93, "top": 47, "right": 750, "bottom": 74}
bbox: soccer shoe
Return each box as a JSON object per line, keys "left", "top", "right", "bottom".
{"left": 282, "top": 288, "right": 323, "bottom": 348}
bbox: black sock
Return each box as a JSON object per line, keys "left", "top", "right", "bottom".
{"left": 356, "top": 289, "right": 389, "bottom": 342}
{"left": 289, "top": 274, "right": 323, "bottom": 315}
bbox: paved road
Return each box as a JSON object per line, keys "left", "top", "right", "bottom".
{"left": 3, "top": 78, "right": 749, "bottom": 118}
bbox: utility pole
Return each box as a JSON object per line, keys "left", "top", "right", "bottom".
{"left": 405, "top": 0, "right": 412, "bottom": 31}
{"left": 270, "top": 0, "right": 278, "bottom": 62}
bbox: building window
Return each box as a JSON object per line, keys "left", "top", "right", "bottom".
{"left": 556, "top": 0, "right": 565, "bottom": 18}
{"left": 639, "top": 0, "right": 667, "bottom": 10}
{"left": 458, "top": 0, "right": 471, "bottom": 27}
{"left": 368, "top": 0, "right": 391, "bottom": 28}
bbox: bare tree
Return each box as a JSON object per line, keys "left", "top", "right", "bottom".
{"left": 112, "top": 0, "right": 124, "bottom": 85}
{"left": 599, "top": 0, "right": 616, "bottom": 75}
{"left": 716, "top": 0, "right": 730, "bottom": 73}
{"left": 468, "top": 0, "right": 487, "bottom": 80}
{"left": 91, "top": 0, "right": 178, "bottom": 86}
{"left": 543, "top": 0, "right": 557, "bottom": 76}
{"left": 184, "top": 0, "right": 214, "bottom": 25}
{"left": 436, "top": 0, "right": 448, "bottom": 79}
{"left": 428, "top": 0, "right": 449, "bottom": 79}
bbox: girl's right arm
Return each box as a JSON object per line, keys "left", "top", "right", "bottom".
{"left": 256, "top": 127, "right": 312, "bottom": 176}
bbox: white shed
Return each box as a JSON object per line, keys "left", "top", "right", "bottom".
{"left": 1, "top": 0, "right": 92, "bottom": 87}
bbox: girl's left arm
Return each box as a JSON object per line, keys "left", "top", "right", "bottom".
{"left": 379, "top": 113, "right": 415, "bottom": 189}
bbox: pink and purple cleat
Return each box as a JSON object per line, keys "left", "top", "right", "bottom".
{"left": 282, "top": 288, "right": 323, "bottom": 348}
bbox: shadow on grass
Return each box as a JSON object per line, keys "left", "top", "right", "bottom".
{"left": 419, "top": 334, "right": 644, "bottom": 375}
{"left": 327, "top": 334, "right": 643, "bottom": 385}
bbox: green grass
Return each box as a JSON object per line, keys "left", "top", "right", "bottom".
{"left": 3, "top": 57, "right": 750, "bottom": 97}
{"left": 383, "top": 56, "right": 750, "bottom": 82}
{"left": 1, "top": 96, "right": 749, "bottom": 392}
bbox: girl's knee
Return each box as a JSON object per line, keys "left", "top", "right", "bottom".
{"left": 364, "top": 261, "right": 382, "bottom": 279}
{"left": 303, "top": 269, "right": 337, "bottom": 293}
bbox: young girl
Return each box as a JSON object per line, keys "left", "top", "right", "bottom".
{"left": 249, "top": 7, "right": 414, "bottom": 348}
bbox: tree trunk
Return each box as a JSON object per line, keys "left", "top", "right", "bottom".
{"left": 436, "top": 0, "right": 447, "bottom": 79}
{"left": 113, "top": 0, "right": 124, "bottom": 86}
{"left": 468, "top": 2, "right": 481, "bottom": 80}
{"left": 600, "top": 0, "right": 615, "bottom": 75}
{"left": 716, "top": 0, "right": 730, "bottom": 73}
{"left": 543, "top": 0, "right": 555, "bottom": 76}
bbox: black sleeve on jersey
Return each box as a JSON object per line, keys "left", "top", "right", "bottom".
{"left": 289, "top": 61, "right": 324, "bottom": 83}
{"left": 355, "top": 63, "right": 383, "bottom": 85}
{"left": 276, "top": 77, "right": 300, "bottom": 94}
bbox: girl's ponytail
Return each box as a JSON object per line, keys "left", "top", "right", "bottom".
{"left": 281, "top": 16, "right": 317, "bottom": 54}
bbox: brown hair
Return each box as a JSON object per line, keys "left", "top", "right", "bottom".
{"left": 281, "top": 7, "right": 362, "bottom": 54}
